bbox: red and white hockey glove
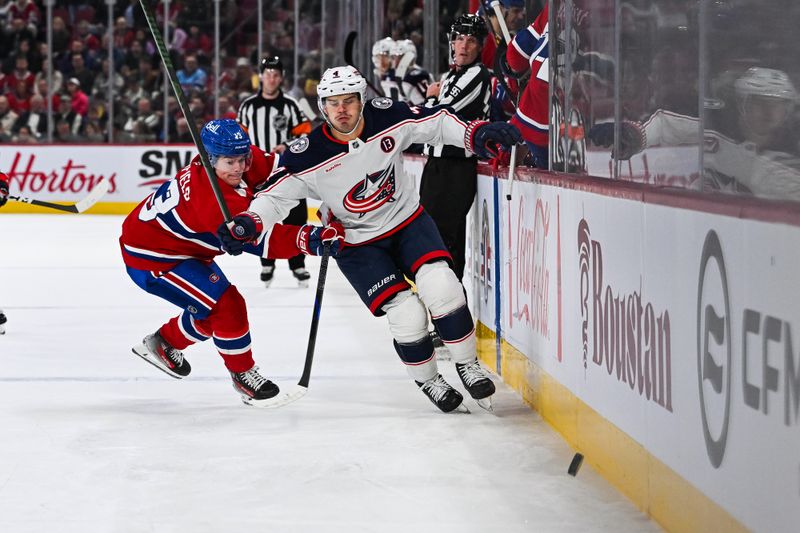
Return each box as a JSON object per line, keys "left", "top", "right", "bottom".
{"left": 217, "top": 211, "right": 264, "bottom": 255}
{"left": 0, "top": 172, "right": 9, "bottom": 208}
{"left": 297, "top": 222, "right": 345, "bottom": 257}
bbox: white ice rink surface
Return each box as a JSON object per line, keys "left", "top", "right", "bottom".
{"left": 0, "top": 215, "right": 661, "bottom": 533}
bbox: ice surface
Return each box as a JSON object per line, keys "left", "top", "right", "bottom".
{"left": 0, "top": 215, "right": 662, "bottom": 532}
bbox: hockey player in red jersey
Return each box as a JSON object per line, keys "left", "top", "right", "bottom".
{"left": 218, "top": 67, "right": 520, "bottom": 413}
{"left": 505, "top": 4, "right": 549, "bottom": 168}
{"left": 0, "top": 171, "right": 8, "bottom": 334}
{"left": 120, "top": 119, "right": 344, "bottom": 406}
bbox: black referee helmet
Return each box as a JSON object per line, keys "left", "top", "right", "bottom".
{"left": 260, "top": 56, "right": 284, "bottom": 74}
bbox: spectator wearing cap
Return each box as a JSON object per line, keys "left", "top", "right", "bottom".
{"left": 176, "top": 55, "right": 207, "bottom": 93}
{"left": 236, "top": 56, "right": 313, "bottom": 289}
{"left": 67, "top": 78, "right": 89, "bottom": 117}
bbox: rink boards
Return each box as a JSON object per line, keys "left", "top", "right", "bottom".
{"left": 2, "top": 145, "right": 798, "bottom": 532}
{"left": 466, "top": 164, "right": 800, "bottom": 533}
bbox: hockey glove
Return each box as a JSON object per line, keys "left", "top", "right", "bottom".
{"left": 217, "top": 211, "right": 264, "bottom": 255}
{"left": 297, "top": 222, "right": 345, "bottom": 257}
{"left": 587, "top": 121, "right": 646, "bottom": 160}
{"left": 465, "top": 121, "right": 522, "bottom": 160}
{"left": 0, "top": 174, "right": 8, "bottom": 208}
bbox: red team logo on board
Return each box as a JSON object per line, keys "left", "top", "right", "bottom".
{"left": 343, "top": 164, "right": 397, "bottom": 217}
{"left": 380, "top": 136, "right": 396, "bottom": 153}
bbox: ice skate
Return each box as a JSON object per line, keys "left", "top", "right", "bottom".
{"left": 292, "top": 267, "right": 311, "bottom": 288}
{"left": 0, "top": 310, "right": 6, "bottom": 335}
{"left": 231, "top": 365, "right": 280, "bottom": 406}
{"left": 416, "top": 374, "right": 469, "bottom": 413}
{"left": 132, "top": 332, "right": 191, "bottom": 379}
{"left": 430, "top": 330, "right": 451, "bottom": 361}
{"left": 455, "top": 360, "right": 496, "bottom": 411}
{"left": 260, "top": 265, "right": 275, "bottom": 288}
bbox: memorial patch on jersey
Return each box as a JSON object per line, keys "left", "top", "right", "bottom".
{"left": 380, "top": 136, "right": 396, "bottom": 153}
{"left": 343, "top": 164, "right": 397, "bottom": 216}
{"left": 371, "top": 97, "right": 393, "bottom": 109}
{"left": 289, "top": 136, "right": 309, "bottom": 153}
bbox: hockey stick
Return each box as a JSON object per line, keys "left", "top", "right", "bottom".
{"left": 8, "top": 177, "right": 110, "bottom": 213}
{"left": 343, "top": 31, "right": 385, "bottom": 97}
{"left": 490, "top": 0, "right": 520, "bottom": 201}
{"left": 138, "top": 0, "right": 233, "bottom": 223}
{"left": 249, "top": 243, "right": 331, "bottom": 408}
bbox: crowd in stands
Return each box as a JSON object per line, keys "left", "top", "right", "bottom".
{"left": 0, "top": 0, "right": 451, "bottom": 144}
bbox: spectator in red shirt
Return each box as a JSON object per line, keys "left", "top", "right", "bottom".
{"left": 66, "top": 77, "right": 89, "bottom": 117}
{"left": 6, "top": 56, "right": 34, "bottom": 94}
{"left": 6, "top": 79, "right": 31, "bottom": 114}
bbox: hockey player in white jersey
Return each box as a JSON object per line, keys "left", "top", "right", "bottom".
{"left": 372, "top": 37, "right": 402, "bottom": 100}
{"left": 391, "top": 39, "right": 433, "bottom": 105}
{"left": 217, "top": 65, "right": 521, "bottom": 413}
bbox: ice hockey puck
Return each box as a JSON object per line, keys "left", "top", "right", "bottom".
{"left": 568, "top": 453, "right": 584, "bottom": 476}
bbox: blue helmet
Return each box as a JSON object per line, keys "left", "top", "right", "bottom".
{"left": 200, "top": 119, "right": 250, "bottom": 162}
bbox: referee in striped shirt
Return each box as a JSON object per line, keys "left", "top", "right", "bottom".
{"left": 420, "top": 14, "right": 492, "bottom": 281}
{"left": 237, "top": 56, "right": 313, "bottom": 288}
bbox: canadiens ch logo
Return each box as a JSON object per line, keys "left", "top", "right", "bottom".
{"left": 343, "top": 164, "right": 397, "bottom": 217}
{"left": 371, "top": 97, "right": 393, "bottom": 109}
{"left": 289, "top": 137, "right": 309, "bottom": 153}
{"left": 380, "top": 136, "right": 395, "bottom": 153}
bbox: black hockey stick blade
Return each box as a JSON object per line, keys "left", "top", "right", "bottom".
{"left": 344, "top": 31, "right": 357, "bottom": 67}
{"left": 8, "top": 177, "right": 110, "bottom": 213}
{"left": 245, "top": 244, "right": 331, "bottom": 408}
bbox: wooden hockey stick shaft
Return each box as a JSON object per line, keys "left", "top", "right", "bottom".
{"left": 138, "top": 0, "right": 233, "bottom": 223}
{"left": 490, "top": 1, "right": 520, "bottom": 201}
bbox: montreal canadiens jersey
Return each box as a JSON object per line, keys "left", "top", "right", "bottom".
{"left": 507, "top": 4, "right": 549, "bottom": 147}
{"left": 249, "top": 98, "right": 471, "bottom": 245}
{"left": 120, "top": 146, "right": 302, "bottom": 271}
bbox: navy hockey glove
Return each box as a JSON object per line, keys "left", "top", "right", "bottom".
{"left": 297, "top": 222, "right": 345, "bottom": 257}
{"left": 587, "top": 121, "right": 646, "bottom": 160}
{"left": 465, "top": 121, "right": 522, "bottom": 160}
{"left": 217, "top": 211, "right": 264, "bottom": 255}
{"left": 0, "top": 173, "right": 8, "bottom": 208}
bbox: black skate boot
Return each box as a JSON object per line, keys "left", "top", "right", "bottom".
{"left": 456, "top": 359, "right": 496, "bottom": 411}
{"left": 231, "top": 365, "right": 280, "bottom": 406}
{"left": 416, "top": 374, "right": 469, "bottom": 413}
{"left": 292, "top": 267, "right": 311, "bottom": 288}
{"left": 0, "top": 309, "right": 6, "bottom": 335}
{"left": 260, "top": 265, "right": 275, "bottom": 288}
{"left": 132, "top": 332, "right": 191, "bottom": 379}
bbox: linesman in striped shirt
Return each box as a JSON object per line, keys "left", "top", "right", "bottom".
{"left": 237, "top": 56, "right": 313, "bottom": 287}
{"left": 420, "top": 14, "right": 492, "bottom": 281}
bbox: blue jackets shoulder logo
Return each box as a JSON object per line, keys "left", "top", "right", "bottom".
{"left": 343, "top": 164, "right": 397, "bottom": 216}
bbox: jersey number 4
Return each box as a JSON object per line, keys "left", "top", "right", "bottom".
{"left": 139, "top": 180, "right": 180, "bottom": 222}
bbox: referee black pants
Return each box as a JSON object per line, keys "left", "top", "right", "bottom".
{"left": 419, "top": 156, "right": 477, "bottom": 281}
{"left": 261, "top": 199, "right": 307, "bottom": 270}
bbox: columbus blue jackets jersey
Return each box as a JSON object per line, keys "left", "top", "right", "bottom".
{"left": 249, "top": 97, "right": 472, "bottom": 245}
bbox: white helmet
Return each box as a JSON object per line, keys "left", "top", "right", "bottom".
{"left": 317, "top": 65, "right": 367, "bottom": 129}
{"left": 372, "top": 37, "right": 395, "bottom": 70}
{"left": 735, "top": 67, "right": 798, "bottom": 102}
{"left": 391, "top": 39, "right": 416, "bottom": 63}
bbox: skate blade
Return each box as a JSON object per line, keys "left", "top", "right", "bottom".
{"left": 474, "top": 396, "right": 493, "bottom": 412}
{"left": 296, "top": 279, "right": 310, "bottom": 288}
{"left": 0, "top": 326, "right": 5, "bottom": 335}
{"left": 263, "top": 280, "right": 273, "bottom": 288}
{"left": 241, "top": 384, "right": 308, "bottom": 408}
{"left": 451, "top": 402, "right": 471, "bottom": 414}
{"left": 131, "top": 345, "right": 184, "bottom": 380}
